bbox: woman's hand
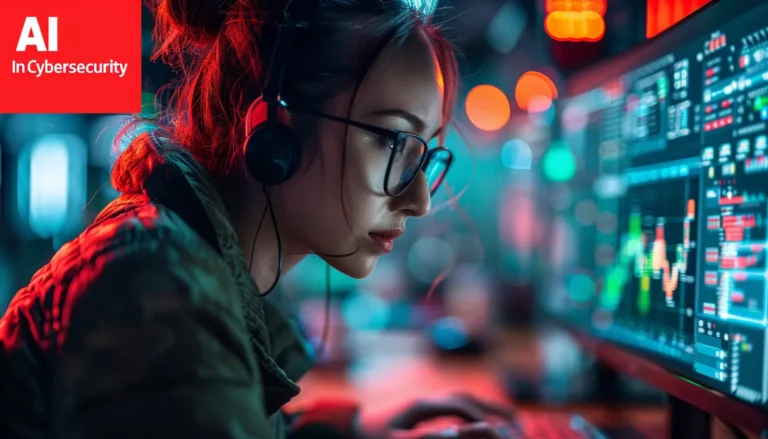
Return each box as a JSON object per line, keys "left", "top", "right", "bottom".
{"left": 355, "top": 393, "right": 515, "bottom": 439}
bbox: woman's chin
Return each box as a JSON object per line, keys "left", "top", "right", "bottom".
{"left": 325, "top": 254, "right": 379, "bottom": 279}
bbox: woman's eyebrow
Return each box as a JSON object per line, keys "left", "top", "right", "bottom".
{"left": 367, "top": 108, "right": 441, "bottom": 138}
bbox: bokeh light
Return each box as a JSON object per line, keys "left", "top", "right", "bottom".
{"left": 501, "top": 139, "right": 533, "bottom": 169}
{"left": 29, "top": 139, "right": 69, "bottom": 238}
{"left": 595, "top": 243, "right": 616, "bottom": 267}
{"left": 408, "top": 237, "right": 455, "bottom": 284}
{"left": 596, "top": 212, "right": 618, "bottom": 234}
{"left": 17, "top": 134, "right": 87, "bottom": 240}
{"left": 574, "top": 199, "right": 598, "bottom": 226}
{"left": 546, "top": 0, "right": 606, "bottom": 15}
{"left": 341, "top": 290, "right": 391, "bottom": 332}
{"left": 593, "top": 174, "right": 626, "bottom": 199}
{"left": 465, "top": 85, "right": 511, "bottom": 131}
{"left": 544, "top": 0, "right": 606, "bottom": 42}
{"left": 528, "top": 97, "right": 557, "bottom": 126}
{"left": 542, "top": 141, "right": 576, "bottom": 182}
{"left": 562, "top": 103, "right": 588, "bottom": 132}
{"left": 515, "top": 71, "right": 558, "bottom": 112}
{"left": 429, "top": 317, "right": 470, "bottom": 350}
{"left": 500, "top": 191, "right": 540, "bottom": 250}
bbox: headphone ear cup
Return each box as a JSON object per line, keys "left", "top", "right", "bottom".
{"left": 244, "top": 121, "right": 302, "bottom": 186}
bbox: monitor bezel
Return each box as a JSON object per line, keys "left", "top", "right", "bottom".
{"left": 564, "top": 322, "right": 768, "bottom": 434}
{"left": 557, "top": 0, "right": 768, "bottom": 431}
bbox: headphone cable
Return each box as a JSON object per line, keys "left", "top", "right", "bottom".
{"left": 247, "top": 189, "right": 332, "bottom": 362}
{"left": 313, "top": 264, "right": 332, "bottom": 362}
{"left": 249, "top": 189, "right": 283, "bottom": 296}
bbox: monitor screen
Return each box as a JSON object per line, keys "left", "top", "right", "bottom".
{"left": 547, "top": 0, "right": 768, "bottom": 409}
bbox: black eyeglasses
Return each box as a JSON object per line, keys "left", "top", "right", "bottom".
{"left": 287, "top": 106, "right": 453, "bottom": 197}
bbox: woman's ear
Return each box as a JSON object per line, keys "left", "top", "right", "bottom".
{"left": 244, "top": 97, "right": 293, "bottom": 135}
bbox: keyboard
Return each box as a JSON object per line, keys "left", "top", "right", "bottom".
{"left": 499, "top": 412, "right": 607, "bottom": 439}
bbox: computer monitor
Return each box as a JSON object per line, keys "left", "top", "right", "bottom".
{"left": 545, "top": 0, "right": 768, "bottom": 434}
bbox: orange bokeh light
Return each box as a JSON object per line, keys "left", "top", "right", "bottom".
{"left": 515, "top": 72, "right": 558, "bottom": 113}
{"left": 546, "top": 0, "right": 606, "bottom": 15}
{"left": 465, "top": 85, "right": 510, "bottom": 131}
{"left": 545, "top": 11, "right": 605, "bottom": 42}
{"left": 545, "top": 0, "right": 606, "bottom": 42}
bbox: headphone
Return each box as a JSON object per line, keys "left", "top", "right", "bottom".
{"left": 240, "top": 0, "right": 333, "bottom": 361}
{"left": 242, "top": 0, "right": 320, "bottom": 296}
{"left": 243, "top": 0, "right": 319, "bottom": 186}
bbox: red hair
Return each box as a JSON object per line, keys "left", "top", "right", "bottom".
{"left": 112, "top": 0, "right": 460, "bottom": 193}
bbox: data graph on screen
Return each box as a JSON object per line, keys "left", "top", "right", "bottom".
{"left": 598, "top": 163, "right": 699, "bottom": 347}
{"left": 601, "top": 203, "right": 695, "bottom": 314}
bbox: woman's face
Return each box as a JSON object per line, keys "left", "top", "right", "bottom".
{"left": 275, "top": 32, "right": 445, "bottom": 278}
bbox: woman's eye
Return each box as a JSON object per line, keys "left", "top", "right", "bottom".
{"left": 375, "top": 135, "right": 396, "bottom": 150}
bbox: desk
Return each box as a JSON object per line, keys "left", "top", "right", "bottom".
{"left": 286, "top": 331, "right": 758, "bottom": 438}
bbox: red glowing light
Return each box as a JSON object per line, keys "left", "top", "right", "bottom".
{"left": 646, "top": 0, "right": 713, "bottom": 39}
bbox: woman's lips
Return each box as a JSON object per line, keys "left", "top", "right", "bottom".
{"left": 368, "top": 229, "right": 403, "bottom": 253}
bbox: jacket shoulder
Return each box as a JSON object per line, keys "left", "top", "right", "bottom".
{"left": 1, "top": 196, "right": 234, "bottom": 351}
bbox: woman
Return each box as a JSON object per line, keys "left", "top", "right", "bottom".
{"left": 0, "top": 0, "right": 512, "bottom": 437}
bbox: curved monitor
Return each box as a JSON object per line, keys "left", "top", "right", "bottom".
{"left": 548, "top": 0, "right": 768, "bottom": 432}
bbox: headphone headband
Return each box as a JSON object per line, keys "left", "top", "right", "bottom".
{"left": 262, "top": 0, "right": 319, "bottom": 121}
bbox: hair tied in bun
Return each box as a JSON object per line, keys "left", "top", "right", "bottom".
{"left": 161, "top": 0, "right": 235, "bottom": 42}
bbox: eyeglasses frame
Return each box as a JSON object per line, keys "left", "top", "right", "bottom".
{"left": 285, "top": 105, "right": 454, "bottom": 197}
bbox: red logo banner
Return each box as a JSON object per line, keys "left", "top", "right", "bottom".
{"left": 0, "top": 1, "right": 142, "bottom": 113}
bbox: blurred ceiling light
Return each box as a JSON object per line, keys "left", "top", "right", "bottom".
{"left": 486, "top": 1, "right": 526, "bottom": 54}
{"left": 544, "top": 0, "right": 606, "bottom": 42}
{"left": 515, "top": 71, "right": 558, "bottom": 112}
{"left": 465, "top": 85, "right": 510, "bottom": 132}
{"left": 17, "top": 134, "right": 87, "bottom": 239}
